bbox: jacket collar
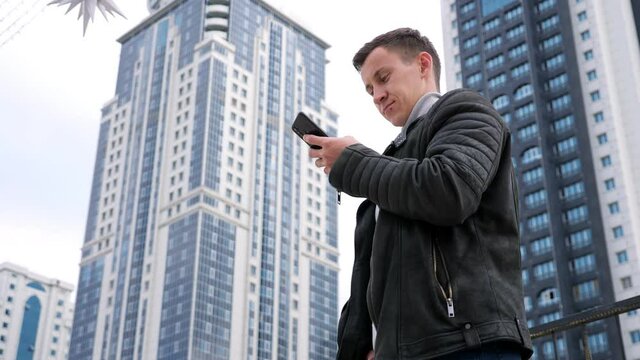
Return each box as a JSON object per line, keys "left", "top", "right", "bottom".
{"left": 392, "top": 92, "right": 441, "bottom": 147}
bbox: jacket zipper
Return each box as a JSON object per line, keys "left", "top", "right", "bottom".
{"left": 432, "top": 240, "right": 455, "bottom": 318}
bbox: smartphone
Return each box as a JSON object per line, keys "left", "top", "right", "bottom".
{"left": 291, "top": 112, "right": 327, "bottom": 149}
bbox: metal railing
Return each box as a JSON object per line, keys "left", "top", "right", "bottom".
{"left": 528, "top": 295, "right": 640, "bottom": 359}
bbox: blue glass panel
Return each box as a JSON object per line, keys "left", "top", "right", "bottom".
{"left": 158, "top": 213, "right": 199, "bottom": 360}
{"left": 69, "top": 257, "right": 104, "bottom": 360}
{"left": 191, "top": 212, "right": 236, "bottom": 359}
{"left": 26, "top": 282, "right": 45, "bottom": 292}
{"left": 204, "top": 59, "right": 227, "bottom": 190}
{"left": 481, "top": 0, "right": 518, "bottom": 16}
{"left": 17, "top": 296, "right": 41, "bottom": 360}
{"left": 309, "top": 262, "right": 338, "bottom": 360}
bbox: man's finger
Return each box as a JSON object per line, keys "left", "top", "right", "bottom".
{"left": 304, "top": 134, "right": 326, "bottom": 145}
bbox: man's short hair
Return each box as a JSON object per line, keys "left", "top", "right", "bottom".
{"left": 352, "top": 27, "right": 441, "bottom": 90}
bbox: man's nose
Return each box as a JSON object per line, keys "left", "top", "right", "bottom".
{"left": 373, "top": 87, "right": 387, "bottom": 105}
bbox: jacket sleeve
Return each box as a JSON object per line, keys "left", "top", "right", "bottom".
{"left": 329, "top": 111, "right": 506, "bottom": 226}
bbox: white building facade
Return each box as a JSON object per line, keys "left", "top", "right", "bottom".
{"left": 0, "top": 262, "right": 74, "bottom": 359}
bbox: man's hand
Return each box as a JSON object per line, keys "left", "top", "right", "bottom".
{"left": 305, "top": 135, "right": 358, "bottom": 174}
{"left": 366, "top": 350, "right": 374, "bottom": 360}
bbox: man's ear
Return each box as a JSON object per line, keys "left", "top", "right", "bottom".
{"left": 418, "top": 51, "right": 433, "bottom": 78}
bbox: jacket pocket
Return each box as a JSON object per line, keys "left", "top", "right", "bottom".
{"left": 432, "top": 239, "right": 455, "bottom": 318}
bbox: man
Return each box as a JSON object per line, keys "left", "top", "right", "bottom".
{"left": 305, "top": 28, "right": 533, "bottom": 359}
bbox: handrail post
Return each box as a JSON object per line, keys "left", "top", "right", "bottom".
{"left": 551, "top": 331, "right": 558, "bottom": 360}
{"left": 582, "top": 326, "right": 592, "bottom": 360}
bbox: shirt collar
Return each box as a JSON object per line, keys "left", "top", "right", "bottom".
{"left": 393, "top": 92, "right": 441, "bottom": 146}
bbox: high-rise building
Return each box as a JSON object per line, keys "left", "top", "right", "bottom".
{"left": 68, "top": 0, "right": 339, "bottom": 359}
{"left": 441, "top": 0, "right": 640, "bottom": 358}
{"left": 0, "top": 262, "right": 74, "bottom": 359}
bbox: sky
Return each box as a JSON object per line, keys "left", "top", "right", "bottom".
{"left": 0, "top": 0, "right": 445, "bottom": 309}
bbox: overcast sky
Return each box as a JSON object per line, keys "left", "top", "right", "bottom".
{"left": 0, "top": 0, "right": 445, "bottom": 309}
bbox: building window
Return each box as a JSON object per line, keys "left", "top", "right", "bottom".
{"left": 567, "top": 228, "right": 592, "bottom": 250}
{"left": 584, "top": 49, "right": 594, "bottom": 60}
{"left": 524, "top": 296, "right": 533, "bottom": 312}
{"left": 463, "top": 36, "right": 480, "bottom": 49}
{"left": 586, "top": 70, "right": 597, "bottom": 81}
{"left": 596, "top": 133, "right": 608, "bottom": 144}
{"left": 506, "top": 24, "right": 525, "bottom": 39}
{"left": 484, "top": 35, "right": 503, "bottom": 50}
{"left": 508, "top": 43, "right": 528, "bottom": 59}
{"left": 540, "top": 34, "right": 562, "bottom": 51}
{"left": 486, "top": 54, "right": 505, "bottom": 69}
{"left": 548, "top": 94, "right": 572, "bottom": 112}
{"left": 460, "top": 1, "right": 477, "bottom": 14}
{"left": 523, "top": 166, "right": 544, "bottom": 185}
{"left": 560, "top": 181, "right": 585, "bottom": 201}
{"left": 593, "top": 111, "right": 604, "bottom": 123}
{"left": 524, "top": 188, "right": 546, "bottom": 208}
{"left": 511, "top": 62, "right": 531, "bottom": 78}
{"left": 533, "top": 260, "right": 556, "bottom": 280}
{"left": 531, "top": 236, "right": 553, "bottom": 256}
{"left": 527, "top": 212, "right": 550, "bottom": 232}
{"left": 492, "top": 95, "right": 510, "bottom": 110}
{"left": 564, "top": 205, "right": 588, "bottom": 225}
{"left": 617, "top": 250, "right": 628, "bottom": 264}
{"left": 545, "top": 73, "right": 568, "bottom": 92}
{"left": 573, "top": 280, "right": 599, "bottom": 301}
{"left": 522, "top": 146, "right": 542, "bottom": 164}
{"left": 487, "top": 73, "right": 507, "bottom": 88}
{"left": 555, "top": 136, "right": 578, "bottom": 156}
{"left": 483, "top": 17, "right": 501, "bottom": 31}
{"left": 605, "top": 178, "right": 616, "bottom": 190}
{"left": 580, "top": 30, "right": 591, "bottom": 41}
{"left": 621, "top": 276, "right": 633, "bottom": 289}
{"left": 552, "top": 114, "right": 574, "bottom": 134}
{"left": 608, "top": 201, "right": 620, "bottom": 214}
{"left": 613, "top": 226, "right": 624, "bottom": 238}
{"left": 536, "top": 0, "right": 555, "bottom": 13}
{"left": 601, "top": 155, "right": 612, "bottom": 167}
{"left": 590, "top": 90, "right": 601, "bottom": 101}
{"left": 464, "top": 53, "right": 481, "bottom": 67}
{"left": 537, "top": 15, "right": 559, "bottom": 32}
{"left": 558, "top": 158, "right": 581, "bottom": 178}
{"left": 514, "top": 84, "right": 533, "bottom": 101}
{"left": 461, "top": 18, "right": 478, "bottom": 32}
{"left": 569, "top": 253, "right": 596, "bottom": 275}
{"left": 588, "top": 332, "right": 608, "bottom": 354}
{"left": 466, "top": 72, "right": 483, "bottom": 86}
{"left": 517, "top": 122, "right": 538, "bottom": 141}
{"left": 505, "top": 5, "right": 523, "bottom": 21}
{"left": 577, "top": 11, "right": 588, "bottom": 21}
{"left": 539, "top": 311, "right": 561, "bottom": 324}
{"left": 538, "top": 288, "right": 560, "bottom": 307}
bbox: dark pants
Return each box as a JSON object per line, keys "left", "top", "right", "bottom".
{"left": 436, "top": 342, "right": 522, "bottom": 360}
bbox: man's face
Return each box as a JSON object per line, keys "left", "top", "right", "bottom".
{"left": 360, "top": 46, "right": 429, "bottom": 127}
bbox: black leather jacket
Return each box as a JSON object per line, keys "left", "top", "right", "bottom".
{"left": 329, "top": 89, "right": 533, "bottom": 359}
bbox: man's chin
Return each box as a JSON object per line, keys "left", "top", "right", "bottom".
{"left": 387, "top": 117, "right": 406, "bottom": 127}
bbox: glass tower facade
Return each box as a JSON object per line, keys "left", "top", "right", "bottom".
{"left": 68, "top": 1, "right": 339, "bottom": 359}
{"left": 443, "top": 0, "right": 640, "bottom": 359}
